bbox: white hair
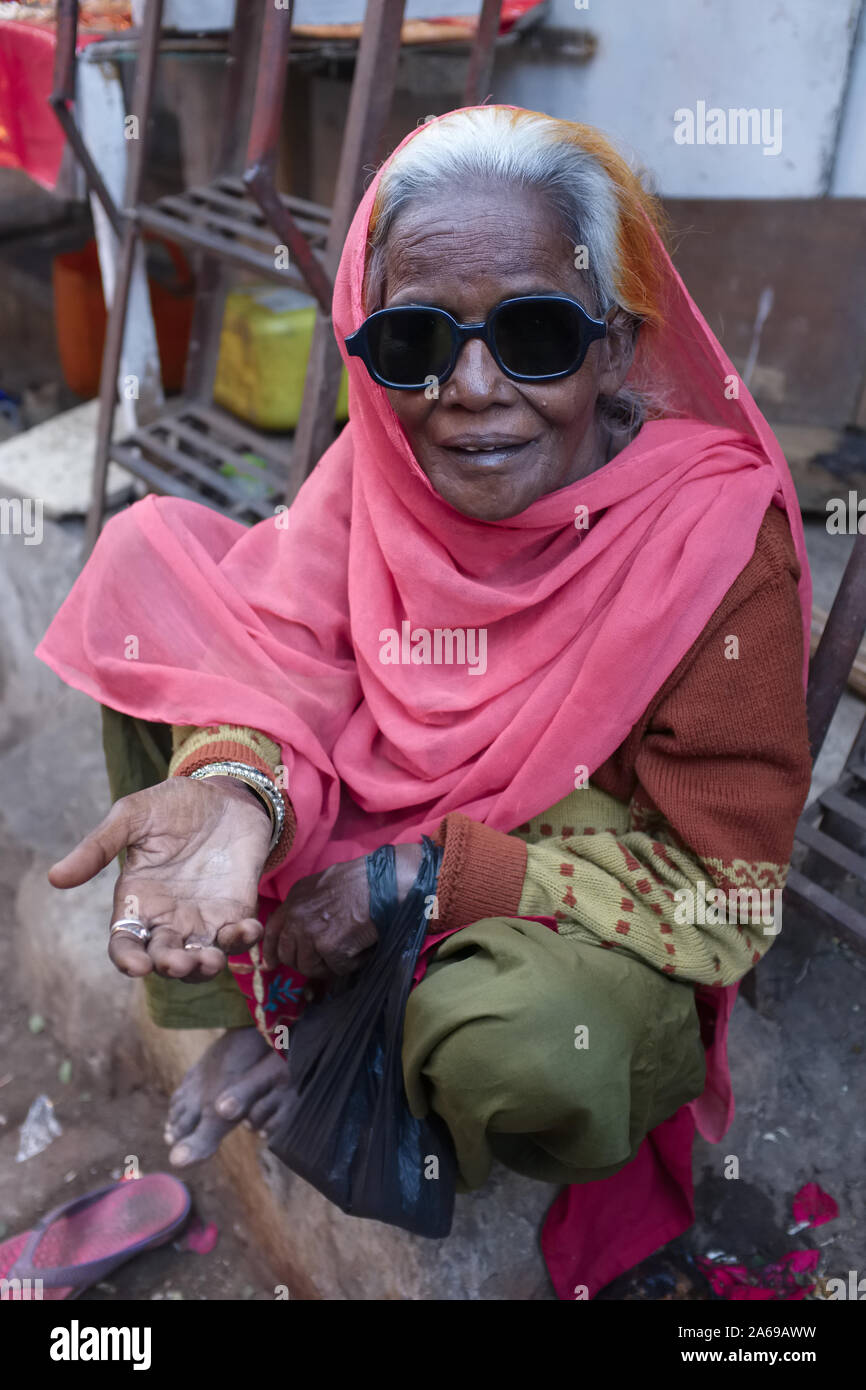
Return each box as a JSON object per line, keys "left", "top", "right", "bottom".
{"left": 363, "top": 107, "right": 666, "bottom": 430}
{"left": 366, "top": 108, "right": 628, "bottom": 314}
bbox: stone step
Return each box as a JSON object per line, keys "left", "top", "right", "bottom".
{"left": 0, "top": 399, "right": 134, "bottom": 519}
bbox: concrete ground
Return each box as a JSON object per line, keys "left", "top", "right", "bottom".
{"left": 0, "top": 506, "right": 863, "bottom": 1300}
{"left": 0, "top": 516, "right": 280, "bottom": 1300}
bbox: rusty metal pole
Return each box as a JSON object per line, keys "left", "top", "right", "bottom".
{"left": 286, "top": 0, "right": 407, "bottom": 501}
{"left": 807, "top": 531, "right": 866, "bottom": 762}
{"left": 463, "top": 0, "right": 502, "bottom": 105}
{"left": 184, "top": 0, "right": 266, "bottom": 404}
{"left": 242, "top": 0, "right": 332, "bottom": 307}
{"left": 50, "top": 0, "right": 124, "bottom": 237}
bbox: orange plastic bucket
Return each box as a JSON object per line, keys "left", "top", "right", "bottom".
{"left": 52, "top": 235, "right": 195, "bottom": 398}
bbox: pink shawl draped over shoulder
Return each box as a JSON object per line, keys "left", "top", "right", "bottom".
{"left": 36, "top": 107, "right": 811, "bottom": 1299}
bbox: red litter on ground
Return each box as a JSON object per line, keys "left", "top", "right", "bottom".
{"left": 178, "top": 1218, "right": 219, "bottom": 1255}
{"left": 792, "top": 1182, "right": 839, "bottom": 1229}
{"left": 697, "top": 1249, "right": 820, "bottom": 1301}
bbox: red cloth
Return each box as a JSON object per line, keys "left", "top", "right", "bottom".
{"left": 500, "top": 0, "right": 546, "bottom": 27}
{"left": 430, "top": 1, "right": 545, "bottom": 35}
{"left": 413, "top": 918, "right": 737, "bottom": 1300}
{"left": 542, "top": 984, "right": 737, "bottom": 1299}
{"left": 0, "top": 20, "right": 101, "bottom": 189}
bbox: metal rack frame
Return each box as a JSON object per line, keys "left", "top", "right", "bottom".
{"left": 785, "top": 531, "right": 866, "bottom": 952}
{"left": 50, "top": 0, "right": 505, "bottom": 546}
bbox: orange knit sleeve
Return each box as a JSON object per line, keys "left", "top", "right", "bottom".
{"left": 626, "top": 520, "right": 811, "bottom": 898}
{"left": 431, "top": 812, "right": 527, "bottom": 931}
{"left": 169, "top": 724, "right": 296, "bottom": 871}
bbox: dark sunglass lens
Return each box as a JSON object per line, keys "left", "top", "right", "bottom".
{"left": 494, "top": 299, "right": 588, "bottom": 377}
{"left": 366, "top": 309, "right": 453, "bottom": 386}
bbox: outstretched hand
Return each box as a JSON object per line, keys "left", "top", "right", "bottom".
{"left": 48, "top": 776, "right": 272, "bottom": 982}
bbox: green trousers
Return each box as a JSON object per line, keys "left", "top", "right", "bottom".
{"left": 102, "top": 705, "right": 706, "bottom": 1190}
{"left": 403, "top": 916, "right": 705, "bottom": 1190}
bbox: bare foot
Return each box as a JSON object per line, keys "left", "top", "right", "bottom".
{"left": 164, "top": 1027, "right": 291, "bottom": 1166}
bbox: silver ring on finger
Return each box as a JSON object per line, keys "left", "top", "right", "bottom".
{"left": 109, "top": 917, "right": 152, "bottom": 945}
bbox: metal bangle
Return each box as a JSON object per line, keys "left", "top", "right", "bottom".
{"left": 186, "top": 763, "right": 276, "bottom": 829}
{"left": 188, "top": 760, "right": 285, "bottom": 854}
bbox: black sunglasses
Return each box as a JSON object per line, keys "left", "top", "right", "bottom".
{"left": 344, "top": 294, "right": 608, "bottom": 391}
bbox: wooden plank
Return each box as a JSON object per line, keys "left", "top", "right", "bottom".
{"left": 292, "top": 19, "right": 475, "bottom": 42}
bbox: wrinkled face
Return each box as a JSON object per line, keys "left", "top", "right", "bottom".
{"left": 378, "top": 181, "right": 636, "bottom": 521}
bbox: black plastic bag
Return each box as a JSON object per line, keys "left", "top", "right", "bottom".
{"left": 266, "top": 837, "right": 457, "bottom": 1237}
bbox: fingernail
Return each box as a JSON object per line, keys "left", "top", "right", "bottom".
{"left": 170, "top": 1145, "right": 190, "bottom": 1165}
{"left": 217, "top": 1095, "right": 240, "bottom": 1118}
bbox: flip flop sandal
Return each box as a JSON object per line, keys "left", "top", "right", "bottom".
{"left": 0, "top": 1173, "right": 191, "bottom": 1300}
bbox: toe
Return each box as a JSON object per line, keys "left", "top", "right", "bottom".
{"left": 247, "top": 1092, "right": 279, "bottom": 1131}
{"left": 215, "top": 1048, "right": 288, "bottom": 1121}
{"left": 164, "top": 1027, "right": 277, "bottom": 1162}
{"left": 168, "top": 1061, "right": 204, "bottom": 1114}
{"left": 167, "top": 1094, "right": 200, "bottom": 1136}
{"left": 168, "top": 1110, "right": 235, "bottom": 1166}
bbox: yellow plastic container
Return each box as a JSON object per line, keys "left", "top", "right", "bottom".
{"left": 214, "top": 285, "right": 349, "bottom": 431}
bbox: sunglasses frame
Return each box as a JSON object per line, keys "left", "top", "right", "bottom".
{"left": 344, "top": 293, "right": 608, "bottom": 391}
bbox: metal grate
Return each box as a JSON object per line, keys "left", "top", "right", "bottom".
{"left": 786, "top": 764, "right": 866, "bottom": 949}
{"left": 109, "top": 402, "right": 290, "bottom": 525}
{"left": 137, "top": 176, "right": 331, "bottom": 288}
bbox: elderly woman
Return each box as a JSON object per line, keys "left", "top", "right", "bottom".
{"left": 39, "top": 107, "right": 811, "bottom": 1297}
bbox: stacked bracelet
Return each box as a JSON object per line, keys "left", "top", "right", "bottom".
{"left": 188, "top": 760, "right": 285, "bottom": 855}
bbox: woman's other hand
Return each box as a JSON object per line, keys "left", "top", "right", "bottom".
{"left": 48, "top": 776, "right": 272, "bottom": 982}
{"left": 262, "top": 843, "right": 422, "bottom": 978}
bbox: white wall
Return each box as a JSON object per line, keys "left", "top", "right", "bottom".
{"left": 495, "top": 0, "right": 865, "bottom": 197}
{"left": 130, "top": 0, "right": 865, "bottom": 197}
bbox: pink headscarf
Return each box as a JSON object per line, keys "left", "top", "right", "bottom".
{"left": 37, "top": 106, "right": 810, "bottom": 908}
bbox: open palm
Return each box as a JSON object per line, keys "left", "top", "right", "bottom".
{"left": 48, "top": 776, "right": 272, "bottom": 981}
